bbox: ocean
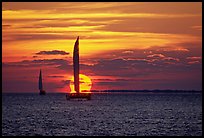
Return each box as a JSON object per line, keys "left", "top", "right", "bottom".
{"left": 2, "top": 92, "right": 202, "bottom": 136}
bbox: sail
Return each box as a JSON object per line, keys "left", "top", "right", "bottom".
{"left": 39, "top": 69, "right": 43, "bottom": 90}
{"left": 73, "top": 36, "right": 80, "bottom": 93}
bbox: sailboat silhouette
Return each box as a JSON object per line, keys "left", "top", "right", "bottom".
{"left": 66, "top": 36, "right": 91, "bottom": 100}
{"left": 39, "top": 69, "right": 46, "bottom": 95}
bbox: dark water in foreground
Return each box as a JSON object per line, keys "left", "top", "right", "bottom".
{"left": 2, "top": 93, "right": 202, "bottom": 136}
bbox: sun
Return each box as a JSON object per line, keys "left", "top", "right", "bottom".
{"left": 70, "top": 74, "right": 92, "bottom": 93}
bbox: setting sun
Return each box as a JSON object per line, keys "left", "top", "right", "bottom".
{"left": 70, "top": 74, "right": 92, "bottom": 93}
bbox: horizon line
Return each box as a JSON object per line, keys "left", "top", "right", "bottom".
{"left": 2, "top": 89, "right": 202, "bottom": 94}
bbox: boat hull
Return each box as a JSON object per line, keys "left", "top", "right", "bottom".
{"left": 39, "top": 90, "right": 46, "bottom": 95}
{"left": 66, "top": 93, "right": 91, "bottom": 100}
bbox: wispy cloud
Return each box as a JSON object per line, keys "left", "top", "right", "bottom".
{"left": 36, "top": 50, "right": 69, "bottom": 55}
{"left": 3, "top": 9, "right": 201, "bottom": 20}
{"left": 186, "top": 56, "right": 202, "bottom": 60}
{"left": 147, "top": 54, "right": 165, "bottom": 58}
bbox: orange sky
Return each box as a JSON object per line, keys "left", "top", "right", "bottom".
{"left": 2, "top": 2, "right": 202, "bottom": 92}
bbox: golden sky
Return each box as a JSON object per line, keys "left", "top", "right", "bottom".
{"left": 2, "top": 2, "right": 202, "bottom": 92}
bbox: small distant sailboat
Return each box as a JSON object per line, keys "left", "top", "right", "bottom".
{"left": 39, "top": 69, "right": 46, "bottom": 95}
{"left": 66, "top": 36, "right": 91, "bottom": 100}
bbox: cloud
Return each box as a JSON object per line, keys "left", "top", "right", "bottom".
{"left": 186, "top": 56, "right": 202, "bottom": 60}
{"left": 3, "top": 9, "right": 200, "bottom": 20}
{"left": 191, "top": 25, "right": 202, "bottom": 31}
{"left": 2, "top": 46, "right": 202, "bottom": 92}
{"left": 163, "top": 57, "right": 180, "bottom": 62}
{"left": 80, "top": 46, "right": 202, "bottom": 81}
{"left": 97, "top": 17, "right": 201, "bottom": 36}
{"left": 35, "top": 50, "right": 69, "bottom": 55}
{"left": 2, "top": 24, "right": 12, "bottom": 28}
{"left": 4, "top": 43, "right": 199, "bottom": 79}
{"left": 32, "top": 56, "right": 38, "bottom": 58}
{"left": 2, "top": 33, "right": 75, "bottom": 41}
{"left": 146, "top": 53, "right": 180, "bottom": 64}
{"left": 48, "top": 75, "right": 64, "bottom": 78}
{"left": 2, "top": 59, "right": 70, "bottom": 69}
{"left": 3, "top": 2, "right": 201, "bottom": 15}
{"left": 188, "top": 61, "right": 200, "bottom": 64}
{"left": 147, "top": 54, "right": 165, "bottom": 58}
{"left": 155, "top": 47, "right": 190, "bottom": 52}
{"left": 122, "top": 50, "right": 134, "bottom": 54}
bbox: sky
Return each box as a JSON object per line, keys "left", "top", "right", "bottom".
{"left": 2, "top": 2, "right": 202, "bottom": 93}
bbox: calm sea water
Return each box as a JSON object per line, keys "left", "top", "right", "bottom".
{"left": 2, "top": 93, "right": 202, "bottom": 136}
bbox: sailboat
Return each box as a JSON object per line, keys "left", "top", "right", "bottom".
{"left": 39, "top": 69, "right": 46, "bottom": 95}
{"left": 66, "top": 36, "right": 91, "bottom": 100}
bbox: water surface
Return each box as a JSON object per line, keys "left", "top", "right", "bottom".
{"left": 2, "top": 93, "right": 202, "bottom": 136}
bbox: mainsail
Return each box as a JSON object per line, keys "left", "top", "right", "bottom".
{"left": 73, "top": 36, "right": 80, "bottom": 93}
{"left": 39, "top": 69, "right": 43, "bottom": 90}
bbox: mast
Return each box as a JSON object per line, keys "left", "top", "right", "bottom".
{"left": 39, "top": 69, "right": 43, "bottom": 90}
{"left": 73, "top": 36, "right": 80, "bottom": 93}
